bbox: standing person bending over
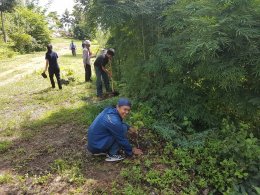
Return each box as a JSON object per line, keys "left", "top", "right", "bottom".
{"left": 94, "top": 48, "right": 115, "bottom": 98}
{"left": 82, "top": 40, "right": 92, "bottom": 82}
{"left": 43, "top": 44, "right": 62, "bottom": 89}
{"left": 87, "top": 98, "right": 143, "bottom": 162}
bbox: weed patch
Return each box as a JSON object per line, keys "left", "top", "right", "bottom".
{"left": 0, "top": 141, "right": 12, "bottom": 153}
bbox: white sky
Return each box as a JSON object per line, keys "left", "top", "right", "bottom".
{"left": 38, "top": 0, "right": 75, "bottom": 16}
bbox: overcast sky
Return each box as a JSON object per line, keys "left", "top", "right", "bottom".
{"left": 38, "top": 0, "right": 75, "bottom": 16}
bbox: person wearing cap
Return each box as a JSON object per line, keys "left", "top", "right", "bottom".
{"left": 87, "top": 98, "right": 143, "bottom": 162}
{"left": 82, "top": 40, "right": 92, "bottom": 82}
{"left": 43, "top": 44, "right": 62, "bottom": 89}
{"left": 94, "top": 48, "right": 115, "bottom": 98}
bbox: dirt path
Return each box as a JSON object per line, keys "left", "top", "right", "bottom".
{"left": 0, "top": 46, "right": 70, "bottom": 87}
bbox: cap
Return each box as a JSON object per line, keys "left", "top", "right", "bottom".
{"left": 117, "top": 98, "right": 132, "bottom": 107}
{"left": 84, "top": 40, "right": 91, "bottom": 45}
{"left": 107, "top": 48, "right": 115, "bottom": 56}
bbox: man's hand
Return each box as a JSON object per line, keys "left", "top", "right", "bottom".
{"left": 132, "top": 147, "right": 143, "bottom": 155}
{"left": 108, "top": 70, "right": 112, "bottom": 78}
{"left": 105, "top": 68, "right": 112, "bottom": 77}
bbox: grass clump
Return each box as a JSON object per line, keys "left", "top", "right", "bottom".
{"left": 0, "top": 173, "right": 13, "bottom": 184}
{"left": 0, "top": 141, "right": 12, "bottom": 153}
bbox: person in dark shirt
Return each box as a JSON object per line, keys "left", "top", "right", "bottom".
{"left": 94, "top": 48, "right": 115, "bottom": 98}
{"left": 70, "top": 41, "right": 76, "bottom": 56}
{"left": 43, "top": 44, "right": 62, "bottom": 89}
{"left": 87, "top": 98, "right": 143, "bottom": 162}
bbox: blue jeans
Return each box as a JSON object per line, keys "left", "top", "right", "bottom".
{"left": 86, "top": 138, "right": 120, "bottom": 155}
{"left": 95, "top": 66, "right": 111, "bottom": 97}
{"left": 86, "top": 124, "right": 129, "bottom": 155}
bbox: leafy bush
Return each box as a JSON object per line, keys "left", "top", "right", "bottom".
{"left": 119, "top": 120, "right": 259, "bottom": 194}
{"left": 0, "top": 41, "right": 15, "bottom": 59}
{"left": 10, "top": 7, "right": 51, "bottom": 52}
{"left": 10, "top": 33, "right": 37, "bottom": 53}
{"left": 85, "top": 0, "right": 260, "bottom": 134}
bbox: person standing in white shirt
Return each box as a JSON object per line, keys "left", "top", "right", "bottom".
{"left": 82, "top": 40, "right": 92, "bottom": 82}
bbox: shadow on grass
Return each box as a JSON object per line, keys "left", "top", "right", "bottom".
{"left": 30, "top": 87, "right": 53, "bottom": 95}
{"left": 61, "top": 54, "right": 82, "bottom": 59}
{"left": 0, "top": 97, "right": 119, "bottom": 180}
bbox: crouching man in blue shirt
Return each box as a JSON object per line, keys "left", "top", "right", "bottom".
{"left": 87, "top": 98, "right": 143, "bottom": 162}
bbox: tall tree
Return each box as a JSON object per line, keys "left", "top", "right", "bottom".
{"left": 0, "top": 0, "right": 17, "bottom": 42}
{"left": 71, "top": 2, "right": 91, "bottom": 39}
{"left": 60, "top": 9, "right": 73, "bottom": 30}
{"left": 47, "top": 11, "right": 62, "bottom": 30}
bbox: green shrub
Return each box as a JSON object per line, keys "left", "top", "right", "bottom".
{"left": 118, "top": 119, "right": 259, "bottom": 194}
{"left": 120, "top": 166, "right": 142, "bottom": 184}
{"left": 123, "top": 184, "right": 146, "bottom": 195}
{"left": 0, "top": 43, "right": 15, "bottom": 59}
{"left": 11, "top": 7, "right": 51, "bottom": 52}
{"left": 85, "top": 0, "right": 260, "bottom": 134}
{"left": 10, "top": 33, "right": 37, "bottom": 53}
{"left": 180, "top": 120, "right": 260, "bottom": 194}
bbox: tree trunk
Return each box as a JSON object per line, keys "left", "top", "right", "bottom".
{"left": 1, "top": 11, "right": 7, "bottom": 43}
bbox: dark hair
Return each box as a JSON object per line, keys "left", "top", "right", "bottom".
{"left": 47, "top": 44, "right": 53, "bottom": 53}
{"left": 107, "top": 48, "right": 115, "bottom": 56}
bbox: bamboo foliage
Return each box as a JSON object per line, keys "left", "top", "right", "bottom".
{"left": 82, "top": 0, "right": 260, "bottom": 132}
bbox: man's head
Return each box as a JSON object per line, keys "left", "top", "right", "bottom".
{"left": 47, "top": 44, "right": 53, "bottom": 52}
{"left": 106, "top": 48, "right": 115, "bottom": 60}
{"left": 84, "top": 40, "right": 91, "bottom": 47}
{"left": 116, "top": 98, "right": 132, "bottom": 119}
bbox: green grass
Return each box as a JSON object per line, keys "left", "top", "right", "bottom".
{"left": 0, "top": 38, "right": 97, "bottom": 134}
{"left": 0, "top": 173, "right": 13, "bottom": 184}
{"left": 0, "top": 37, "right": 119, "bottom": 194}
{"left": 0, "top": 140, "right": 12, "bottom": 153}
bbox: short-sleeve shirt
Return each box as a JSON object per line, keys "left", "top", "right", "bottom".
{"left": 83, "top": 48, "right": 90, "bottom": 65}
{"left": 45, "top": 51, "right": 59, "bottom": 70}
{"left": 94, "top": 54, "right": 109, "bottom": 70}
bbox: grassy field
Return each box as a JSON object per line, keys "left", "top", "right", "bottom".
{"left": 0, "top": 38, "right": 128, "bottom": 194}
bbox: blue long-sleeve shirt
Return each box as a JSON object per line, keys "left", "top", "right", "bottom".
{"left": 87, "top": 107, "right": 133, "bottom": 156}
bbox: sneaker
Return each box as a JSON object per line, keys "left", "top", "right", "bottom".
{"left": 105, "top": 154, "right": 124, "bottom": 162}
{"left": 92, "top": 152, "right": 107, "bottom": 156}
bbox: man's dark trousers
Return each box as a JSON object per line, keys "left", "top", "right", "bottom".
{"left": 95, "top": 66, "right": 111, "bottom": 97}
{"left": 85, "top": 64, "right": 92, "bottom": 82}
{"left": 49, "top": 68, "right": 62, "bottom": 89}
